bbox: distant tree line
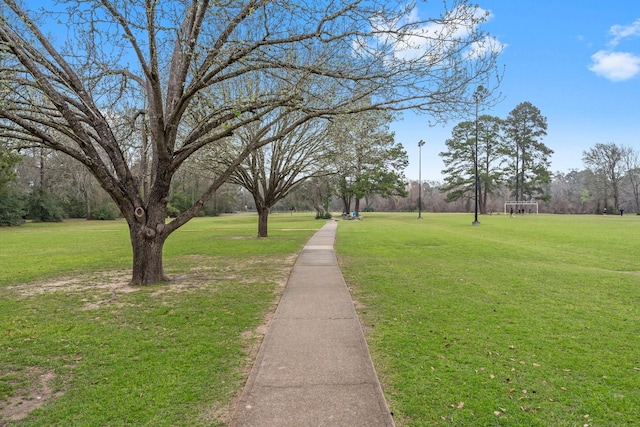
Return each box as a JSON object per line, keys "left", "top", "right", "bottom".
{"left": 0, "top": 107, "right": 409, "bottom": 228}
{"left": 365, "top": 141, "right": 640, "bottom": 215}
{"left": 2, "top": 133, "right": 637, "bottom": 228}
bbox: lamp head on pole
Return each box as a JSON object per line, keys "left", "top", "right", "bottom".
{"left": 473, "top": 85, "right": 488, "bottom": 103}
{"left": 418, "top": 139, "right": 425, "bottom": 147}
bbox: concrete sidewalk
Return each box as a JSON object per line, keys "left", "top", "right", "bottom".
{"left": 230, "top": 221, "right": 395, "bottom": 427}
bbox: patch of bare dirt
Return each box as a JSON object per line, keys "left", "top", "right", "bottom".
{"left": 0, "top": 367, "right": 61, "bottom": 424}
{"left": 4, "top": 256, "right": 295, "bottom": 311}
{"left": 7, "top": 270, "right": 135, "bottom": 298}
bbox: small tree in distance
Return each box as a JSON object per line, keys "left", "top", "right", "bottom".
{"left": 228, "top": 113, "right": 334, "bottom": 237}
{"left": 582, "top": 142, "right": 631, "bottom": 212}
{"left": 330, "top": 109, "right": 408, "bottom": 214}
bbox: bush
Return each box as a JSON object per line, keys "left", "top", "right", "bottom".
{"left": 168, "top": 191, "right": 190, "bottom": 214}
{"left": 166, "top": 204, "right": 180, "bottom": 218}
{"left": 0, "top": 189, "right": 25, "bottom": 226}
{"left": 62, "top": 195, "right": 89, "bottom": 218}
{"left": 93, "top": 204, "right": 118, "bottom": 220}
{"left": 315, "top": 211, "right": 332, "bottom": 220}
{"left": 26, "top": 189, "right": 66, "bottom": 222}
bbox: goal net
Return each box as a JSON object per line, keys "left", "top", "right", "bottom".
{"left": 504, "top": 201, "right": 538, "bottom": 214}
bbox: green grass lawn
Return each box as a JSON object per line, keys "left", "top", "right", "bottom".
{"left": 0, "top": 213, "right": 322, "bottom": 426}
{"left": 3, "top": 212, "right": 639, "bottom": 426}
{"left": 336, "top": 213, "right": 640, "bottom": 426}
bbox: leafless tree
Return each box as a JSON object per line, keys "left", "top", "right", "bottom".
{"left": 622, "top": 147, "right": 640, "bottom": 213}
{"left": 582, "top": 143, "right": 631, "bottom": 212}
{"left": 228, "top": 113, "right": 333, "bottom": 237}
{"left": 0, "top": 0, "right": 502, "bottom": 284}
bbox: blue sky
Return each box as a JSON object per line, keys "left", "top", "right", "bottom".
{"left": 397, "top": 0, "right": 640, "bottom": 181}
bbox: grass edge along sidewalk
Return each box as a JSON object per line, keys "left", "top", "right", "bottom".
{"left": 336, "top": 213, "right": 640, "bottom": 427}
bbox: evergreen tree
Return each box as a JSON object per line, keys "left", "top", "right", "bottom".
{"left": 0, "top": 147, "right": 25, "bottom": 226}
{"left": 502, "top": 102, "right": 553, "bottom": 203}
{"left": 439, "top": 115, "right": 504, "bottom": 213}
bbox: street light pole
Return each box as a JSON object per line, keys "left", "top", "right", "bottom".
{"left": 472, "top": 86, "right": 484, "bottom": 226}
{"left": 418, "top": 139, "right": 425, "bottom": 219}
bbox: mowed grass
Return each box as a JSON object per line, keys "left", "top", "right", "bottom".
{"left": 336, "top": 213, "right": 640, "bottom": 426}
{"left": 0, "top": 213, "right": 321, "bottom": 426}
{"left": 3, "top": 212, "right": 639, "bottom": 426}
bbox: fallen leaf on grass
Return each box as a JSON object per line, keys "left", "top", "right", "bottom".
{"left": 457, "top": 402, "right": 464, "bottom": 409}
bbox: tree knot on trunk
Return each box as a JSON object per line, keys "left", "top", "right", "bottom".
{"left": 134, "top": 206, "right": 146, "bottom": 222}
{"left": 144, "top": 227, "right": 156, "bottom": 239}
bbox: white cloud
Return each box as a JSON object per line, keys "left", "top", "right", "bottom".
{"left": 371, "top": 5, "right": 503, "bottom": 63}
{"left": 589, "top": 50, "right": 640, "bottom": 81}
{"left": 467, "top": 35, "right": 506, "bottom": 60}
{"left": 589, "top": 18, "right": 640, "bottom": 81}
{"left": 406, "top": 6, "right": 420, "bottom": 24}
{"left": 608, "top": 18, "right": 640, "bottom": 47}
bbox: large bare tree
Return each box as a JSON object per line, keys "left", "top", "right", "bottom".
{"left": 582, "top": 142, "right": 631, "bottom": 212}
{"left": 0, "top": 0, "right": 501, "bottom": 284}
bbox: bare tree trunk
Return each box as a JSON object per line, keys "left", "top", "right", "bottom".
{"left": 633, "top": 181, "right": 640, "bottom": 213}
{"left": 342, "top": 196, "right": 350, "bottom": 214}
{"left": 257, "top": 206, "right": 269, "bottom": 238}
{"left": 126, "top": 201, "right": 171, "bottom": 285}
{"left": 130, "top": 222, "right": 169, "bottom": 285}
{"left": 85, "top": 191, "right": 91, "bottom": 220}
{"left": 140, "top": 118, "right": 150, "bottom": 199}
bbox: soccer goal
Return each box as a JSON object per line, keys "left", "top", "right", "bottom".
{"left": 504, "top": 201, "right": 538, "bottom": 214}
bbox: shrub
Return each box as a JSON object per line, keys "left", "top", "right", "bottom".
{"left": 0, "top": 189, "right": 25, "bottom": 226}
{"left": 166, "top": 204, "right": 180, "bottom": 218}
{"left": 93, "top": 204, "right": 118, "bottom": 220}
{"left": 26, "top": 189, "right": 66, "bottom": 222}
